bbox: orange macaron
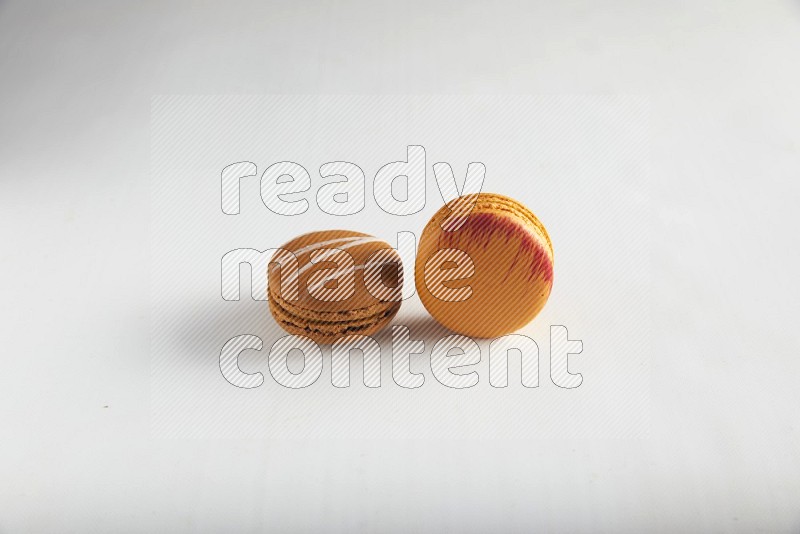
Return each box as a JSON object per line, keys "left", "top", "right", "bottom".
{"left": 414, "top": 193, "right": 554, "bottom": 338}
{"left": 268, "top": 230, "right": 403, "bottom": 344}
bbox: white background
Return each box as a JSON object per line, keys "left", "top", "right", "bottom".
{"left": 1, "top": 1, "right": 799, "bottom": 532}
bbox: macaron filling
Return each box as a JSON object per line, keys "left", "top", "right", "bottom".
{"left": 269, "top": 290, "right": 400, "bottom": 339}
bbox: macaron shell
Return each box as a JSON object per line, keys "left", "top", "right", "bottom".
{"left": 415, "top": 193, "right": 554, "bottom": 338}
{"left": 269, "top": 230, "right": 402, "bottom": 314}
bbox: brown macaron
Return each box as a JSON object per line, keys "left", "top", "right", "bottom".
{"left": 268, "top": 230, "right": 403, "bottom": 344}
{"left": 415, "top": 193, "right": 554, "bottom": 338}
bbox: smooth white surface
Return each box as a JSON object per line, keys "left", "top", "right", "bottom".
{"left": 1, "top": 1, "right": 799, "bottom": 531}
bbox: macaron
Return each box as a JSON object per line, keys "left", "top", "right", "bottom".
{"left": 414, "top": 193, "right": 554, "bottom": 338}
{"left": 268, "top": 230, "right": 403, "bottom": 344}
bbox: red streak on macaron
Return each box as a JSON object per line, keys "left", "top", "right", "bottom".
{"left": 436, "top": 212, "right": 554, "bottom": 284}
